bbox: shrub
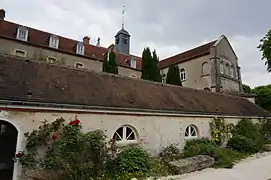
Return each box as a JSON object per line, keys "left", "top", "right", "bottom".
{"left": 182, "top": 138, "right": 246, "bottom": 168}
{"left": 259, "top": 119, "right": 271, "bottom": 143}
{"left": 227, "top": 135, "right": 258, "bottom": 153}
{"left": 105, "top": 147, "right": 155, "bottom": 179}
{"left": 159, "top": 144, "right": 182, "bottom": 162}
{"left": 230, "top": 119, "right": 264, "bottom": 152}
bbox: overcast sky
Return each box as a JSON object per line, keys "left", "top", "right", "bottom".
{"left": 2, "top": 0, "right": 271, "bottom": 87}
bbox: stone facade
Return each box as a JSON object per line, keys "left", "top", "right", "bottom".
{"left": 160, "top": 35, "right": 242, "bottom": 93}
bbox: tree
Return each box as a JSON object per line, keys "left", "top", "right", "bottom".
{"left": 252, "top": 85, "right": 271, "bottom": 112}
{"left": 258, "top": 29, "right": 271, "bottom": 72}
{"left": 166, "top": 65, "right": 182, "bottom": 86}
{"left": 141, "top": 47, "right": 162, "bottom": 82}
{"left": 102, "top": 51, "right": 118, "bottom": 74}
{"left": 242, "top": 84, "right": 252, "bottom": 93}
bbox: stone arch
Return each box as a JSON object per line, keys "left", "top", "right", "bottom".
{"left": 0, "top": 116, "right": 23, "bottom": 180}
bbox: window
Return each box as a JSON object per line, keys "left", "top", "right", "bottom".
{"left": 225, "top": 63, "right": 230, "bottom": 75}
{"left": 130, "top": 74, "right": 137, "bottom": 78}
{"left": 180, "top": 68, "right": 186, "bottom": 81}
{"left": 185, "top": 125, "right": 198, "bottom": 139}
{"left": 47, "top": 56, "right": 57, "bottom": 64}
{"left": 113, "top": 125, "right": 137, "bottom": 144}
{"left": 130, "top": 58, "right": 137, "bottom": 68}
{"left": 162, "top": 73, "right": 166, "bottom": 83}
{"left": 123, "top": 35, "right": 128, "bottom": 44}
{"left": 115, "top": 37, "right": 120, "bottom": 44}
{"left": 204, "top": 87, "right": 211, "bottom": 91}
{"left": 16, "top": 26, "right": 28, "bottom": 41}
{"left": 202, "top": 62, "right": 209, "bottom": 76}
{"left": 76, "top": 43, "right": 85, "bottom": 55}
{"left": 49, "top": 35, "right": 59, "bottom": 49}
{"left": 230, "top": 66, "right": 234, "bottom": 77}
{"left": 14, "top": 49, "right": 27, "bottom": 57}
{"left": 75, "top": 62, "right": 84, "bottom": 68}
{"left": 220, "top": 62, "right": 224, "bottom": 74}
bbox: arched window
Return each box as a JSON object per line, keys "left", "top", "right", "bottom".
{"left": 185, "top": 125, "right": 198, "bottom": 139}
{"left": 113, "top": 125, "right": 138, "bottom": 143}
{"left": 230, "top": 65, "right": 234, "bottom": 77}
{"left": 220, "top": 62, "right": 224, "bottom": 74}
{"left": 180, "top": 68, "right": 186, "bottom": 81}
{"left": 225, "top": 63, "right": 230, "bottom": 75}
{"left": 202, "top": 62, "right": 209, "bottom": 76}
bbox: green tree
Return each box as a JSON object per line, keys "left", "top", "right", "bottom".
{"left": 252, "top": 85, "right": 271, "bottom": 112}
{"left": 166, "top": 65, "right": 182, "bottom": 86}
{"left": 258, "top": 29, "right": 271, "bottom": 72}
{"left": 141, "top": 48, "right": 162, "bottom": 82}
{"left": 242, "top": 84, "right": 252, "bottom": 93}
{"left": 102, "top": 51, "right": 118, "bottom": 74}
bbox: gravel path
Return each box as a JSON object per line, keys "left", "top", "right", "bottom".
{"left": 148, "top": 152, "right": 271, "bottom": 180}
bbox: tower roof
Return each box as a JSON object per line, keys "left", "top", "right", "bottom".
{"left": 115, "top": 28, "right": 130, "bottom": 37}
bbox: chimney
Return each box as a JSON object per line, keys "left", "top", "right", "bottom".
{"left": 0, "top": 9, "right": 5, "bottom": 20}
{"left": 83, "top": 36, "right": 90, "bottom": 45}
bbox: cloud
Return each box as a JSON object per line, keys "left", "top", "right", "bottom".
{"left": 2, "top": 0, "right": 271, "bottom": 87}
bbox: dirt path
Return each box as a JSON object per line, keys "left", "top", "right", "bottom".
{"left": 151, "top": 152, "right": 271, "bottom": 180}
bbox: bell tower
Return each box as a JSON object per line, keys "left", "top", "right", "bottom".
{"left": 115, "top": 6, "right": 130, "bottom": 54}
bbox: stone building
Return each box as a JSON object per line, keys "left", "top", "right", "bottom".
{"left": 0, "top": 54, "right": 269, "bottom": 180}
{"left": 0, "top": 9, "right": 141, "bottom": 79}
{"left": 159, "top": 35, "right": 243, "bottom": 93}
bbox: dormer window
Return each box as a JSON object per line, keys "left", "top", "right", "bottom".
{"left": 116, "top": 37, "right": 120, "bottom": 44}
{"left": 76, "top": 42, "right": 85, "bottom": 55}
{"left": 16, "top": 26, "right": 28, "bottom": 41}
{"left": 49, "top": 35, "right": 59, "bottom": 49}
{"left": 130, "top": 58, "right": 137, "bottom": 68}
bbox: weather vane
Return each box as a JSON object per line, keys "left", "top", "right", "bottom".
{"left": 122, "top": 5, "right": 126, "bottom": 29}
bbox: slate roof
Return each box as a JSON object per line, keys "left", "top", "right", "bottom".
{"left": 0, "top": 54, "right": 269, "bottom": 117}
{"left": 0, "top": 20, "right": 141, "bottom": 70}
{"left": 158, "top": 41, "right": 216, "bottom": 69}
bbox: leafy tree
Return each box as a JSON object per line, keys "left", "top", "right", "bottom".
{"left": 141, "top": 48, "right": 162, "bottom": 82}
{"left": 166, "top": 65, "right": 182, "bottom": 86}
{"left": 242, "top": 84, "right": 252, "bottom": 93}
{"left": 258, "top": 29, "right": 271, "bottom": 72}
{"left": 252, "top": 85, "right": 271, "bottom": 112}
{"left": 102, "top": 51, "right": 118, "bottom": 74}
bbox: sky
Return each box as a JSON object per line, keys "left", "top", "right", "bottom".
{"left": 2, "top": 0, "right": 271, "bottom": 88}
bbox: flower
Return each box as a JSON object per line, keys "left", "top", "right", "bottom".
{"left": 51, "top": 133, "right": 57, "bottom": 141}
{"left": 15, "top": 152, "right": 24, "bottom": 158}
{"left": 69, "top": 119, "right": 80, "bottom": 126}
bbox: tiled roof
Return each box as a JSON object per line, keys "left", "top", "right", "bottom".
{"left": 158, "top": 41, "right": 217, "bottom": 69}
{"left": 0, "top": 54, "right": 269, "bottom": 117}
{"left": 0, "top": 20, "right": 141, "bottom": 70}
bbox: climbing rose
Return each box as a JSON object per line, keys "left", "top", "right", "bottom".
{"left": 51, "top": 133, "right": 57, "bottom": 141}
{"left": 15, "top": 152, "right": 23, "bottom": 158}
{"left": 69, "top": 119, "right": 80, "bottom": 125}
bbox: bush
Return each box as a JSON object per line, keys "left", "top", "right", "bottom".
{"left": 159, "top": 144, "right": 182, "bottom": 162}
{"left": 182, "top": 138, "right": 246, "bottom": 168}
{"left": 230, "top": 119, "right": 264, "bottom": 152}
{"left": 227, "top": 135, "right": 258, "bottom": 153}
{"left": 105, "top": 147, "right": 155, "bottom": 179}
{"left": 259, "top": 119, "right": 271, "bottom": 143}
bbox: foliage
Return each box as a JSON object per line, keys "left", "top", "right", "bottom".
{"left": 159, "top": 144, "right": 182, "bottom": 162}
{"left": 166, "top": 65, "right": 182, "bottom": 86}
{"left": 259, "top": 118, "right": 271, "bottom": 143}
{"left": 102, "top": 50, "right": 118, "bottom": 74}
{"left": 182, "top": 138, "right": 246, "bottom": 168}
{"left": 209, "top": 117, "right": 234, "bottom": 146}
{"left": 227, "top": 135, "right": 258, "bottom": 153}
{"left": 242, "top": 84, "right": 252, "bottom": 93}
{"left": 17, "top": 118, "right": 109, "bottom": 180}
{"left": 258, "top": 29, "right": 271, "bottom": 72}
{"left": 228, "top": 119, "right": 264, "bottom": 154}
{"left": 251, "top": 85, "right": 271, "bottom": 112}
{"left": 105, "top": 147, "right": 155, "bottom": 179}
{"left": 141, "top": 47, "right": 162, "bottom": 82}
